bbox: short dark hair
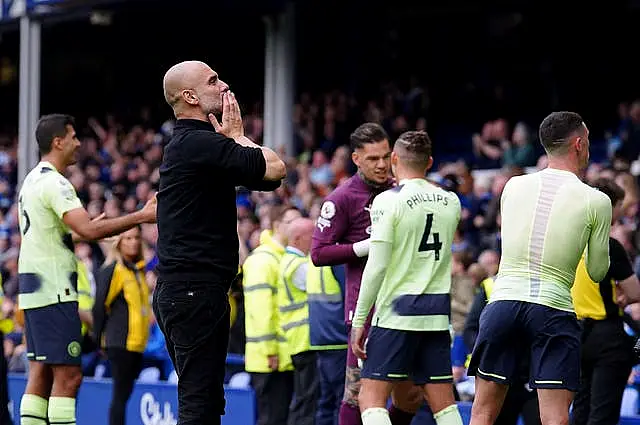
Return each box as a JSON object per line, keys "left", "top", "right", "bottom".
{"left": 350, "top": 123, "right": 389, "bottom": 150}
{"left": 35, "top": 114, "right": 75, "bottom": 155}
{"left": 538, "top": 111, "right": 585, "bottom": 155}
{"left": 592, "top": 178, "right": 625, "bottom": 207}
{"left": 394, "top": 130, "right": 432, "bottom": 170}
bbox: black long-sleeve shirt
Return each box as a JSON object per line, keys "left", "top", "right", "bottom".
{"left": 156, "top": 119, "right": 280, "bottom": 285}
{"left": 463, "top": 286, "right": 486, "bottom": 351}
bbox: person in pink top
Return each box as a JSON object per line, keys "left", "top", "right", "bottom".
{"left": 311, "top": 123, "right": 420, "bottom": 425}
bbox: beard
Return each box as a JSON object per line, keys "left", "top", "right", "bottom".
{"left": 199, "top": 96, "right": 222, "bottom": 118}
{"left": 209, "top": 97, "right": 223, "bottom": 116}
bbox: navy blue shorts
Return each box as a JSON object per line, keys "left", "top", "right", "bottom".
{"left": 24, "top": 302, "right": 83, "bottom": 365}
{"left": 468, "top": 300, "right": 580, "bottom": 392}
{"left": 361, "top": 326, "right": 452, "bottom": 385}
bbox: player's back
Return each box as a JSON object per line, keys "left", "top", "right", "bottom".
{"left": 493, "top": 168, "right": 612, "bottom": 312}
{"left": 371, "top": 178, "right": 461, "bottom": 331}
{"left": 18, "top": 162, "right": 81, "bottom": 309}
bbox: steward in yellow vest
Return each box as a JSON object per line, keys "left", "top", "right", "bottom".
{"left": 242, "top": 229, "right": 292, "bottom": 373}
{"left": 278, "top": 248, "right": 311, "bottom": 357}
{"left": 277, "top": 216, "right": 319, "bottom": 425}
{"left": 307, "top": 262, "right": 348, "bottom": 422}
{"left": 570, "top": 178, "right": 640, "bottom": 425}
{"left": 77, "top": 259, "right": 94, "bottom": 337}
{"left": 307, "top": 263, "right": 347, "bottom": 351}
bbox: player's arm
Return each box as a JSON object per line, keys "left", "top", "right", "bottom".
{"left": 91, "top": 262, "right": 117, "bottom": 344}
{"left": 46, "top": 175, "right": 155, "bottom": 241}
{"left": 585, "top": 191, "right": 613, "bottom": 283}
{"left": 71, "top": 213, "right": 107, "bottom": 243}
{"left": 64, "top": 204, "right": 155, "bottom": 241}
{"left": 352, "top": 194, "right": 395, "bottom": 328}
{"left": 352, "top": 241, "right": 391, "bottom": 328}
{"left": 608, "top": 238, "right": 640, "bottom": 304}
{"left": 311, "top": 196, "right": 363, "bottom": 266}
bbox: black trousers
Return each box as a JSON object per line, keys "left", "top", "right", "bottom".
{"left": 289, "top": 351, "right": 320, "bottom": 425}
{"left": 107, "top": 347, "right": 143, "bottom": 425}
{"left": 571, "top": 319, "right": 636, "bottom": 425}
{"left": 153, "top": 281, "right": 230, "bottom": 425}
{"left": 316, "top": 349, "right": 346, "bottom": 425}
{"left": 252, "top": 371, "right": 294, "bottom": 425}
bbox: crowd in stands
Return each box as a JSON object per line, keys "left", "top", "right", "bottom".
{"left": 1, "top": 88, "right": 640, "bottom": 411}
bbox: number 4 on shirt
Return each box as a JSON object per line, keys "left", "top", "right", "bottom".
{"left": 419, "top": 213, "right": 442, "bottom": 260}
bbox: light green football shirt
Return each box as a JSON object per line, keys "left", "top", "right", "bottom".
{"left": 491, "top": 168, "right": 612, "bottom": 312}
{"left": 18, "top": 161, "right": 83, "bottom": 310}
{"left": 354, "top": 178, "right": 461, "bottom": 331}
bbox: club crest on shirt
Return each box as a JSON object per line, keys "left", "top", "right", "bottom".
{"left": 320, "top": 201, "right": 336, "bottom": 219}
{"left": 58, "top": 178, "right": 75, "bottom": 201}
{"left": 316, "top": 217, "right": 331, "bottom": 232}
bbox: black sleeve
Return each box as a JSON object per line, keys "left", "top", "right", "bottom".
{"left": 609, "top": 238, "right": 634, "bottom": 281}
{"left": 187, "top": 131, "right": 267, "bottom": 184}
{"left": 463, "top": 287, "right": 487, "bottom": 350}
{"left": 91, "top": 262, "right": 116, "bottom": 345}
{"left": 240, "top": 179, "right": 282, "bottom": 192}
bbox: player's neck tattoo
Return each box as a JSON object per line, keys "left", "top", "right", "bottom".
{"left": 358, "top": 170, "right": 387, "bottom": 190}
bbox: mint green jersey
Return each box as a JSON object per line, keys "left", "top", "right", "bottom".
{"left": 18, "top": 161, "right": 83, "bottom": 309}
{"left": 353, "top": 178, "right": 461, "bottom": 331}
{"left": 491, "top": 168, "right": 612, "bottom": 312}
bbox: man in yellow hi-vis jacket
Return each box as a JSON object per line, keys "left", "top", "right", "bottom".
{"left": 278, "top": 218, "right": 318, "bottom": 425}
{"left": 242, "top": 206, "right": 301, "bottom": 425}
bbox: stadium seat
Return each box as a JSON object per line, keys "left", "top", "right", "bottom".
{"left": 168, "top": 370, "right": 178, "bottom": 384}
{"left": 137, "top": 367, "right": 161, "bottom": 383}
{"left": 227, "top": 372, "right": 251, "bottom": 389}
{"left": 94, "top": 364, "right": 107, "bottom": 380}
{"left": 621, "top": 387, "right": 640, "bottom": 416}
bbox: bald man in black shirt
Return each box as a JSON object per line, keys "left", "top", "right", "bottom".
{"left": 155, "top": 60, "right": 286, "bottom": 425}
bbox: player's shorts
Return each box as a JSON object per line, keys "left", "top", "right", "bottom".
{"left": 24, "top": 301, "right": 83, "bottom": 365}
{"left": 467, "top": 300, "right": 580, "bottom": 392}
{"left": 361, "top": 326, "right": 453, "bottom": 385}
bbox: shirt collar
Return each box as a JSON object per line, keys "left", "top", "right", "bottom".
{"left": 174, "top": 118, "right": 216, "bottom": 132}
{"left": 398, "top": 177, "right": 425, "bottom": 186}
{"left": 285, "top": 246, "right": 305, "bottom": 257}
{"left": 39, "top": 161, "right": 59, "bottom": 173}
